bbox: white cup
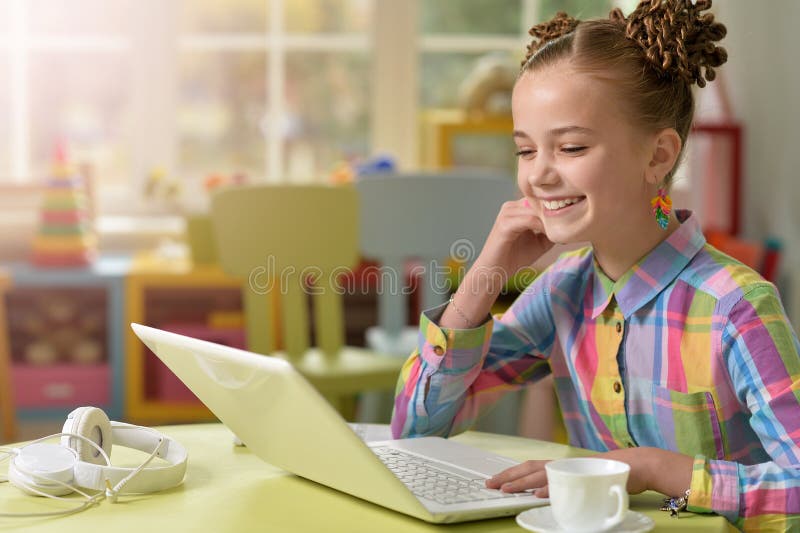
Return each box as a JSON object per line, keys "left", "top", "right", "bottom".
{"left": 545, "top": 457, "right": 630, "bottom": 533}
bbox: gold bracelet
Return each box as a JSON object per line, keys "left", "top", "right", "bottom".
{"left": 448, "top": 294, "right": 474, "bottom": 329}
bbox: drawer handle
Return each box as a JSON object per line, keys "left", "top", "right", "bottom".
{"left": 43, "top": 383, "right": 76, "bottom": 399}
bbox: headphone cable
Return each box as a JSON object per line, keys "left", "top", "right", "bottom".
{"left": 0, "top": 429, "right": 164, "bottom": 518}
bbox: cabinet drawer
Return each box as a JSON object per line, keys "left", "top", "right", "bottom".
{"left": 13, "top": 364, "right": 110, "bottom": 408}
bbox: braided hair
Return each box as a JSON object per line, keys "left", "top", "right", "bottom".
{"left": 518, "top": 0, "right": 728, "bottom": 185}
{"left": 621, "top": 0, "right": 727, "bottom": 88}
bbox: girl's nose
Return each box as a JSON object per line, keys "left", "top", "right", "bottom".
{"left": 527, "top": 164, "right": 559, "bottom": 189}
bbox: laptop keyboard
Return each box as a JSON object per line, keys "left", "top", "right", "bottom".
{"left": 372, "top": 447, "right": 521, "bottom": 505}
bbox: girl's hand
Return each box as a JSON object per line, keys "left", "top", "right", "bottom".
{"left": 485, "top": 448, "right": 692, "bottom": 498}
{"left": 474, "top": 197, "right": 554, "bottom": 282}
{"left": 485, "top": 459, "right": 550, "bottom": 497}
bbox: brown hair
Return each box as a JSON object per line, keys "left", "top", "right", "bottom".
{"left": 520, "top": 0, "right": 727, "bottom": 185}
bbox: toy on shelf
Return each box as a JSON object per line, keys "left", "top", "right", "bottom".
{"left": 203, "top": 172, "right": 248, "bottom": 193}
{"left": 329, "top": 155, "right": 396, "bottom": 184}
{"left": 457, "top": 52, "right": 516, "bottom": 116}
{"left": 13, "top": 291, "right": 108, "bottom": 367}
{"left": 328, "top": 161, "right": 355, "bottom": 185}
{"left": 30, "top": 145, "right": 96, "bottom": 268}
{"left": 143, "top": 167, "right": 182, "bottom": 211}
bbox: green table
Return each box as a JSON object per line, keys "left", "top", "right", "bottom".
{"left": 0, "top": 423, "right": 733, "bottom": 532}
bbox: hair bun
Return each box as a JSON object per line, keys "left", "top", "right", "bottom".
{"left": 523, "top": 12, "right": 580, "bottom": 66}
{"left": 623, "top": 0, "right": 727, "bottom": 87}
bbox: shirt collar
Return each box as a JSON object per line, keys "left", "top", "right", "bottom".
{"left": 590, "top": 210, "right": 706, "bottom": 319}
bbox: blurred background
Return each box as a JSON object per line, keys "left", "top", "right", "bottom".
{"left": 0, "top": 0, "right": 797, "bottom": 443}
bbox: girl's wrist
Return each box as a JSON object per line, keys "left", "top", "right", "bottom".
{"left": 645, "top": 448, "right": 693, "bottom": 496}
{"left": 468, "top": 254, "right": 513, "bottom": 294}
{"left": 439, "top": 265, "right": 503, "bottom": 329}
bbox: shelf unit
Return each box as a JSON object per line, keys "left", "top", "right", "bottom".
{"left": 124, "top": 251, "right": 243, "bottom": 425}
{"left": 0, "top": 270, "right": 14, "bottom": 441}
{"left": 2, "top": 257, "right": 129, "bottom": 422}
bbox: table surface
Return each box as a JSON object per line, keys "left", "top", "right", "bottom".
{"left": 0, "top": 423, "right": 733, "bottom": 532}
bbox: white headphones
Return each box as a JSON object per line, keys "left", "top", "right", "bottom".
{"left": 5, "top": 406, "right": 187, "bottom": 502}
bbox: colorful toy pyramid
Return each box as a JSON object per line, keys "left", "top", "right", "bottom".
{"left": 30, "top": 146, "right": 96, "bottom": 267}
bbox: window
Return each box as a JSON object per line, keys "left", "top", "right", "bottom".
{"left": 0, "top": 3, "right": 8, "bottom": 180}
{"left": 29, "top": 51, "right": 134, "bottom": 186}
{"left": 181, "top": 0, "right": 268, "bottom": 33}
{"left": 0, "top": 48, "right": 9, "bottom": 180}
{"left": 177, "top": 50, "right": 268, "bottom": 183}
{"left": 177, "top": 0, "right": 372, "bottom": 206}
{"left": 2, "top": 0, "right": 134, "bottom": 187}
{"left": 418, "top": 0, "right": 619, "bottom": 109}
{"left": 537, "top": 0, "right": 619, "bottom": 19}
{"left": 417, "top": 0, "right": 615, "bottom": 174}
{"left": 283, "top": 51, "right": 370, "bottom": 181}
{"left": 1, "top": 0, "right": 629, "bottom": 212}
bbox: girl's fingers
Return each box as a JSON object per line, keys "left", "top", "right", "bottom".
{"left": 520, "top": 196, "right": 543, "bottom": 216}
{"left": 501, "top": 212, "right": 546, "bottom": 234}
{"left": 485, "top": 460, "right": 548, "bottom": 489}
{"left": 499, "top": 470, "right": 548, "bottom": 493}
{"left": 503, "top": 200, "right": 546, "bottom": 231}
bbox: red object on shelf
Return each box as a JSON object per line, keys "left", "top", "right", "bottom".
{"left": 347, "top": 258, "right": 423, "bottom": 321}
{"left": 694, "top": 122, "right": 784, "bottom": 282}
{"left": 705, "top": 230, "right": 781, "bottom": 283}
{"left": 691, "top": 122, "right": 743, "bottom": 236}
{"left": 705, "top": 230, "right": 764, "bottom": 271}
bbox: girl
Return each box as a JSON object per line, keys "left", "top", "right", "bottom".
{"left": 391, "top": 1, "right": 800, "bottom": 531}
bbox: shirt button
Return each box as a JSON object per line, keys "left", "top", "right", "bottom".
{"left": 615, "top": 322, "right": 622, "bottom": 333}
{"left": 433, "top": 345, "right": 445, "bottom": 356}
{"left": 613, "top": 381, "right": 622, "bottom": 393}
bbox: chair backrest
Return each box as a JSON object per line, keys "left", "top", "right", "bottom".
{"left": 211, "top": 185, "right": 359, "bottom": 359}
{"left": 355, "top": 172, "right": 517, "bottom": 336}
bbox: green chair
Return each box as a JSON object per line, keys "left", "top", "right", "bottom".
{"left": 209, "top": 184, "right": 404, "bottom": 418}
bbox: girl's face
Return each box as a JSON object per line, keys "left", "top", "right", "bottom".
{"left": 512, "top": 64, "right": 654, "bottom": 246}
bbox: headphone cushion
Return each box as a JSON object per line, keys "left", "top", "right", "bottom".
{"left": 8, "top": 443, "right": 77, "bottom": 497}
{"left": 61, "top": 407, "right": 112, "bottom": 465}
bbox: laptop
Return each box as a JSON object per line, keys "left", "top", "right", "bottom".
{"left": 131, "top": 323, "right": 548, "bottom": 523}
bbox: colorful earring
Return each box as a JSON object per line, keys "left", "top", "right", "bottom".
{"left": 650, "top": 187, "right": 672, "bottom": 230}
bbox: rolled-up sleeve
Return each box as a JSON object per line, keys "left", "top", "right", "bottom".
{"left": 391, "top": 277, "right": 555, "bottom": 439}
{"left": 688, "top": 284, "right": 800, "bottom": 531}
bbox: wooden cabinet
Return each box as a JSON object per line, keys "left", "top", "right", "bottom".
{"left": 2, "top": 257, "right": 128, "bottom": 421}
{"left": 124, "top": 252, "right": 243, "bottom": 425}
{"left": 123, "top": 253, "right": 398, "bottom": 425}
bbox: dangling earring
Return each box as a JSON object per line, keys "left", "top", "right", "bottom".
{"left": 650, "top": 187, "right": 672, "bottom": 230}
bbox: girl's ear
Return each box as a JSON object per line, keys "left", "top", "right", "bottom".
{"left": 646, "top": 128, "right": 682, "bottom": 185}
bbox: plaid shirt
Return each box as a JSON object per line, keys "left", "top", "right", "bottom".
{"left": 391, "top": 210, "right": 800, "bottom": 531}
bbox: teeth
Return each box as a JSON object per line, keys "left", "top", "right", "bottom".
{"left": 543, "top": 197, "right": 581, "bottom": 210}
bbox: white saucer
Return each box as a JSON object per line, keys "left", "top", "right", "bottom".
{"left": 516, "top": 506, "right": 655, "bottom": 533}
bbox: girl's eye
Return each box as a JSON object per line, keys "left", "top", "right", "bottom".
{"left": 562, "top": 146, "right": 587, "bottom": 154}
{"left": 515, "top": 149, "right": 535, "bottom": 158}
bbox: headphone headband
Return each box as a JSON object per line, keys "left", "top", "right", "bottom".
{"left": 11, "top": 407, "right": 187, "bottom": 498}
{"left": 72, "top": 423, "right": 188, "bottom": 493}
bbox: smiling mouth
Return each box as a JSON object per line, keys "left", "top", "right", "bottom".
{"left": 542, "top": 197, "right": 585, "bottom": 211}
